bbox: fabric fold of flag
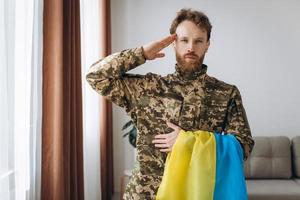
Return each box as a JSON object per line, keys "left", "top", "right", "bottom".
{"left": 156, "top": 130, "right": 248, "bottom": 200}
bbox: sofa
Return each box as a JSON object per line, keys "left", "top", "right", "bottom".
{"left": 244, "top": 136, "right": 300, "bottom": 200}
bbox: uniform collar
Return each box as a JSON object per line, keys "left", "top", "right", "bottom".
{"left": 174, "top": 63, "right": 208, "bottom": 81}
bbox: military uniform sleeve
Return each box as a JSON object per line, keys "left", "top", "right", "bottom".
{"left": 86, "top": 47, "right": 146, "bottom": 113}
{"left": 224, "top": 85, "right": 255, "bottom": 161}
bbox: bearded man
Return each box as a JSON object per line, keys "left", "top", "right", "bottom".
{"left": 86, "top": 8, "right": 254, "bottom": 200}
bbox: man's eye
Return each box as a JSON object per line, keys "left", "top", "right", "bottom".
{"left": 181, "top": 39, "right": 188, "bottom": 42}
{"left": 195, "top": 40, "right": 203, "bottom": 43}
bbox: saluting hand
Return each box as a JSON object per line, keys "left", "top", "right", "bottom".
{"left": 142, "top": 34, "right": 177, "bottom": 60}
{"left": 152, "top": 122, "right": 181, "bottom": 152}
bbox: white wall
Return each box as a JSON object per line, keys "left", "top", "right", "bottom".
{"left": 111, "top": 0, "right": 300, "bottom": 193}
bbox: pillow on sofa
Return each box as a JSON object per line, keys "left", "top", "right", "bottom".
{"left": 244, "top": 136, "right": 292, "bottom": 179}
{"left": 292, "top": 136, "right": 300, "bottom": 177}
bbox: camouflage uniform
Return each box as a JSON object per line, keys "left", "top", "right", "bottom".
{"left": 86, "top": 47, "right": 254, "bottom": 200}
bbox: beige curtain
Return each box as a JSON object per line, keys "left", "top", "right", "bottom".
{"left": 41, "top": 0, "right": 84, "bottom": 199}
{"left": 99, "top": 0, "right": 114, "bottom": 199}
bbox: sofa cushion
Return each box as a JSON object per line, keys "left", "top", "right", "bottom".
{"left": 244, "top": 136, "right": 292, "bottom": 179}
{"left": 292, "top": 136, "right": 300, "bottom": 177}
{"left": 246, "top": 179, "right": 300, "bottom": 200}
{"left": 294, "top": 178, "right": 300, "bottom": 185}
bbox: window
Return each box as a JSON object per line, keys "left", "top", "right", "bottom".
{"left": 0, "top": 0, "right": 42, "bottom": 199}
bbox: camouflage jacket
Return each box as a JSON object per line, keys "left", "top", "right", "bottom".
{"left": 86, "top": 47, "right": 254, "bottom": 200}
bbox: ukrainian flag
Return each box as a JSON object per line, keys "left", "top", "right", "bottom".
{"left": 156, "top": 130, "right": 248, "bottom": 200}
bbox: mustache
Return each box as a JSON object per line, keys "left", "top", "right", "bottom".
{"left": 184, "top": 52, "right": 198, "bottom": 58}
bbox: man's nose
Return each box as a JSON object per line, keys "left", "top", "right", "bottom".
{"left": 187, "top": 42, "right": 195, "bottom": 52}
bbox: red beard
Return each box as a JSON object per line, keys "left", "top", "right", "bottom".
{"left": 176, "top": 52, "right": 204, "bottom": 73}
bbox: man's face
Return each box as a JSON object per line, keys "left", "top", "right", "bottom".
{"left": 173, "top": 20, "right": 210, "bottom": 72}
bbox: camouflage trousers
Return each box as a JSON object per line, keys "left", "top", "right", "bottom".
{"left": 123, "top": 165, "right": 163, "bottom": 200}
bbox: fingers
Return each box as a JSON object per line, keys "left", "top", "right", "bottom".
{"left": 153, "top": 132, "right": 177, "bottom": 141}
{"left": 154, "top": 134, "right": 168, "bottom": 139}
{"left": 158, "top": 34, "right": 177, "bottom": 47}
{"left": 153, "top": 137, "right": 176, "bottom": 145}
{"left": 156, "top": 34, "right": 177, "bottom": 52}
{"left": 153, "top": 132, "right": 178, "bottom": 152}
{"left": 160, "top": 148, "right": 172, "bottom": 152}
{"left": 154, "top": 143, "right": 170, "bottom": 148}
{"left": 142, "top": 34, "right": 176, "bottom": 60}
{"left": 153, "top": 139, "right": 175, "bottom": 152}
{"left": 155, "top": 52, "right": 165, "bottom": 58}
{"left": 152, "top": 121, "right": 180, "bottom": 152}
{"left": 152, "top": 137, "right": 172, "bottom": 144}
{"left": 166, "top": 121, "right": 180, "bottom": 131}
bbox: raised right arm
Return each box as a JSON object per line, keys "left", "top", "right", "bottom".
{"left": 86, "top": 47, "right": 146, "bottom": 113}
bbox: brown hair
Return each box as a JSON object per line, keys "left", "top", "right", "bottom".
{"left": 170, "top": 8, "right": 212, "bottom": 41}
